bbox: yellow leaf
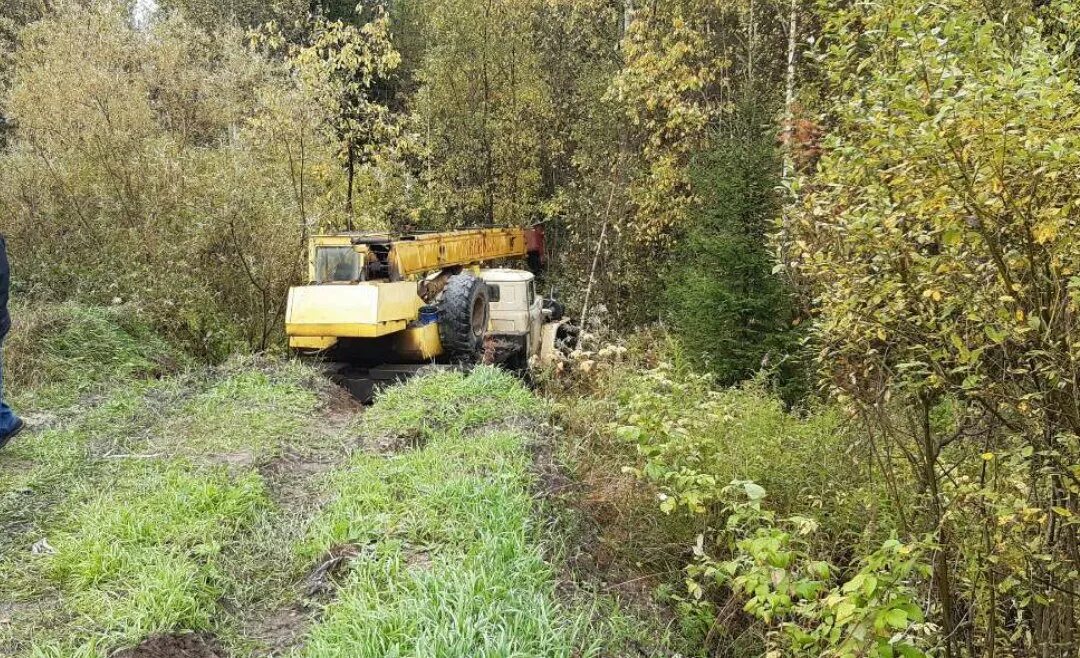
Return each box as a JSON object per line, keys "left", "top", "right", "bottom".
{"left": 1033, "top": 221, "right": 1059, "bottom": 244}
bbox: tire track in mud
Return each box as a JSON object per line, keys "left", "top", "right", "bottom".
{"left": 230, "top": 382, "right": 365, "bottom": 657}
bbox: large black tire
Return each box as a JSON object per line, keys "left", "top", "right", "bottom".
{"left": 438, "top": 273, "right": 490, "bottom": 363}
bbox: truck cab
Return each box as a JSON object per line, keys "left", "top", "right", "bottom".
{"left": 480, "top": 268, "right": 572, "bottom": 368}
{"left": 482, "top": 269, "right": 543, "bottom": 359}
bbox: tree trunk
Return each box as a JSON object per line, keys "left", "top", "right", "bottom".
{"left": 781, "top": 0, "right": 798, "bottom": 181}
{"left": 778, "top": 0, "right": 799, "bottom": 267}
{"left": 918, "top": 394, "right": 957, "bottom": 658}
{"left": 345, "top": 140, "right": 355, "bottom": 231}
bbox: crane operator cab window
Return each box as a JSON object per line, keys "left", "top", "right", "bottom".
{"left": 315, "top": 247, "right": 360, "bottom": 283}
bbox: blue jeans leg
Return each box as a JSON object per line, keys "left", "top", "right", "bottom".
{"left": 0, "top": 343, "right": 21, "bottom": 436}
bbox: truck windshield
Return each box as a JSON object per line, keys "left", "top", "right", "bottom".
{"left": 315, "top": 247, "right": 359, "bottom": 283}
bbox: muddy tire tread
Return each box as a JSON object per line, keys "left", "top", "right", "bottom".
{"left": 438, "top": 273, "right": 488, "bottom": 363}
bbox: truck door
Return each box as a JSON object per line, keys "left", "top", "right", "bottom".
{"left": 528, "top": 280, "right": 543, "bottom": 357}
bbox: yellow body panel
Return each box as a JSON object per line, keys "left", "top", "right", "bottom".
{"left": 389, "top": 228, "right": 526, "bottom": 277}
{"left": 305, "top": 228, "right": 527, "bottom": 282}
{"left": 285, "top": 282, "right": 421, "bottom": 339}
{"left": 393, "top": 324, "right": 442, "bottom": 361}
{"left": 289, "top": 336, "right": 339, "bottom": 350}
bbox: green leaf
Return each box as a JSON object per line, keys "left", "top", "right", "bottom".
{"left": 896, "top": 644, "right": 926, "bottom": 658}
{"left": 744, "top": 482, "right": 767, "bottom": 501}
{"left": 886, "top": 607, "right": 909, "bottom": 629}
{"left": 659, "top": 496, "right": 677, "bottom": 514}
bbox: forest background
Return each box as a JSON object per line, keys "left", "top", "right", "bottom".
{"left": 2, "top": 1, "right": 1079, "bottom": 657}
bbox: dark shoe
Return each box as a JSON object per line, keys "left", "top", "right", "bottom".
{"left": 0, "top": 418, "right": 25, "bottom": 450}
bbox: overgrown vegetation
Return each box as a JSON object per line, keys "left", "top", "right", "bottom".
{"left": 554, "top": 343, "right": 889, "bottom": 655}
{"left": 297, "top": 370, "right": 646, "bottom": 656}
{"left": 785, "top": 2, "right": 1080, "bottom": 655}
{"left": 3, "top": 0, "right": 1080, "bottom": 656}
{"left": 4, "top": 303, "right": 187, "bottom": 408}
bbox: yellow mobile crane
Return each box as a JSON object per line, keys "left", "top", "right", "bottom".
{"left": 286, "top": 226, "right": 566, "bottom": 385}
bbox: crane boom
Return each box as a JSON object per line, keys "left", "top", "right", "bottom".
{"left": 305, "top": 226, "right": 545, "bottom": 283}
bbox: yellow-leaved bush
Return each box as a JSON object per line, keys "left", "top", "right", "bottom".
{"left": 788, "top": 1, "right": 1080, "bottom": 654}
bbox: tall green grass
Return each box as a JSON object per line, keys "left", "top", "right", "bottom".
{"left": 4, "top": 303, "right": 189, "bottom": 409}
{"left": 0, "top": 348, "right": 325, "bottom": 657}
{"left": 298, "top": 368, "right": 604, "bottom": 657}
{"left": 35, "top": 465, "right": 270, "bottom": 656}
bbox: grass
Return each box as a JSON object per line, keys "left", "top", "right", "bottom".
{"left": 40, "top": 465, "right": 270, "bottom": 654}
{"left": 0, "top": 312, "right": 328, "bottom": 656}
{"left": 299, "top": 369, "right": 601, "bottom": 657}
{"left": 0, "top": 306, "right": 673, "bottom": 657}
{"left": 4, "top": 303, "right": 188, "bottom": 409}
{"left": 0, "top": 365, "right": 327, "bottom": 655}
{"left": 154, "top": 364, "right": 319, "bottom": 459}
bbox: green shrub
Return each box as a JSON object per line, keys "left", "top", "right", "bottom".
{"left": 693, "top": 484, "right": 931, "bottom": 658}
{"left": 556, "top": 343, "right": 912, "bottom": 654}
{"left": 614, "top": 364, "right": 866, "bottom": 531}
{"left": 607, "top": 358, "right": 926, "bottom": 655}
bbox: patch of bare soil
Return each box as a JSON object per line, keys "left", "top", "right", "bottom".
{"left": 319, "top": 383, "right": 366, "bottom": 425}
{"left": 530, "top": 423, "right": 576, "bottom": 499}
{"left": 205, "top": 451, "right": 257, "bottom": 468}
{"left": 242, "top": 605, "right": 309, "bottom": 656}
{"left": 404, "top": 546, "right": 433, "bottom": 571}
{"left": 22, "top": 412, "right": 59, "bottom": 432}
{"left": 113, "top": 632, "right": 227, "bottom": 658}
{"left": 0, "top": 454, "right": 36, "bottom": 478}
{"left": 258, "top": 450, "right": 340, "bottom": 520}
{"left": 240, "top": 543, "right": 366, "bottom": 655}
{"left": 259, "top": 383, "right": 363, "bottom": 511}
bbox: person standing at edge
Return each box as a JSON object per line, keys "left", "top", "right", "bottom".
{"left": 0, "top": 234, "right": 24, "bottom": 449}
